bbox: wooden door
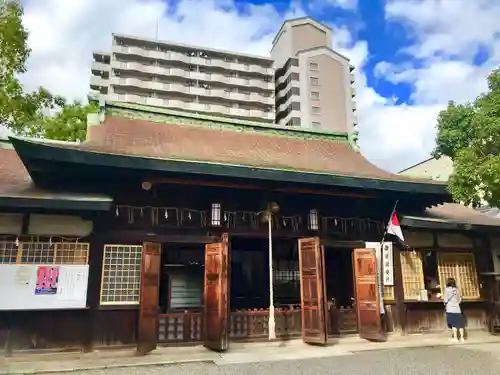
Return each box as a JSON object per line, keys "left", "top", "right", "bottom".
{"left": 298, "top": 237, "right": 328, "bottom": 345}
{"left": 203, "top": 234, "right": 229, "bottom": 351}
{"left": 353, "top": 248, "right": 385, "bottom": 342}
{"left": 137, "top": 242, "right": 162, "bottom": 355}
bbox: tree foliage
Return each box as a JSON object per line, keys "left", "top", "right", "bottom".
{"left": 0, "top": 0, "right": 95, "bottom": 142}
{"left": 433, "top": 68, "right": 500, "bottom": 208}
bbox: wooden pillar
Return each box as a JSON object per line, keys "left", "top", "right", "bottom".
{"left": 82, "top": 232, "right": 104, "bottom": 352}
{"left": 392, "top": 245, "right": 407, "bottom": 335}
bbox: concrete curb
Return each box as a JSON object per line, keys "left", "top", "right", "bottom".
{"left": 0, "top": 359, "right": 216, "bottom": 375}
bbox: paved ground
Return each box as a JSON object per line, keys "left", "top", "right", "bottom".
{"left": 48, "top": 344, "right": 500, "bottom": 375}
{"left": 4, "top": 333, "right": 500, "bottom": 374}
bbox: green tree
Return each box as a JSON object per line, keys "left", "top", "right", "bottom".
{"left": 0, "top": 0, "right": 96, "bottom": 141}
{"left": 433, "top": 68, "right": 500, "bottom": 208}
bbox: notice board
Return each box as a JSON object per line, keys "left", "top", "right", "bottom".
{"left": 0, "top": 264, "right": 89, "bottom": 310}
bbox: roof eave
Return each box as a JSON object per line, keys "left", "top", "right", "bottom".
{"left": 10, "top": 137, "right": 450, "bottom": 197}
{"left": 0, "top": 195, "right": 112, "bottom": 211}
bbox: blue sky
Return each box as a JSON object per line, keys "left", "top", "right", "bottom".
{"left": 19, "top": 0, "right": 500, "bottom": 172}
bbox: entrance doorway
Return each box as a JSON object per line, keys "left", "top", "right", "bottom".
{"left": 324, "top": 247, "right": 357, "bottom": 334}
{"left": 137, "top": 237, "right": 230, "bottom": 354}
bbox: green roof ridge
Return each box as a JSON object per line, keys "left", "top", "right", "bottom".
{"left": 105, "top": 101, "right": 350, "bottom": 142}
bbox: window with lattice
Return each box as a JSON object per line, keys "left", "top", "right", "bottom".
{"left": 0, "top": 241, "right": 89, "bottom": 265}
{"left": 100, "top": 245, "right": 142, "bottom": 305}
{"left": 0, "top": 241, "right": 18, "bottom": 264}
{"left": 400, "top": 251, "right": 425, "bottom": 300}
{"left": 438, "top": 252, "right": 480, "bottom": 300}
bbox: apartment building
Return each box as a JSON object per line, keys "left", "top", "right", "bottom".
{"left": 90, "top": 35, "right": 275, "bottom": 123}
{"left": 271, "top": 17, "right": 357, "bottom": 132}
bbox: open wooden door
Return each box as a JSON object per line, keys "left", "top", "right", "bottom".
{"left": 298, "top": 237, "right": 328, "bottom": 345}
{"left": 203, "top": 234, "right": 229, "bottom": 352}
{"left": 353, "top": 248, "right": 385, "bottom": 342}
{"left": 137, "top": 242, "right": 162, "bottom": 355}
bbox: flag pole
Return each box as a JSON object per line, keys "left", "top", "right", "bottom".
{"left": 377, "top": 200, "right": 399, "bottom": 317}
{"left": 380, "top": 199, "right": 399, "bottom": 246}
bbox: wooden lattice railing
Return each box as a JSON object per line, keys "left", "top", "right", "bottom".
{"left": 157, "top": 305, "right": 357, "bottom": 344}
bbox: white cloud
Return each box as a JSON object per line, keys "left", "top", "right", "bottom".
{"left": 326, "top": 0, "right": 358, "bottom": 10}
{"left": 370, "top": 0, "right": 500, "bottom": 171}
{"left": 17, "top": 0, "right": 500, "bottom": 173}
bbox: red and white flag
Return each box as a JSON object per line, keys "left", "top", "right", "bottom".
{"left": 387, "top": 210, "right": 405, "bottom": 242}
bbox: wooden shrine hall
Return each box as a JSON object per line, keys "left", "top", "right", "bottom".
{"left": 0, "top": 101, "right": 482, "bottom": 356}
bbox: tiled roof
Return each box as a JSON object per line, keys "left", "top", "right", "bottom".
{"left": 0, "top": 144, "right": 112, "bottom": 207}
{"left": 0, "top": 145, "right": 32, "bottom": 197}
{"left": 405, "top": 203, "right": 500, "bottom": 227}
{"left": 72, "top": 115, "right": 445, "bottom": 184}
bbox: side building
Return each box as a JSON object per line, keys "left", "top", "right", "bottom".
{"left": 90, "top": 35, "right": 275, "bottom": 123}
{"left": 271, "top": 17, "right": 357, "bottom": 132}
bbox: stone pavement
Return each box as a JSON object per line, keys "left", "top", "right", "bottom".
{"left": 2, "top": 332, "right": 500, "bottom": 374}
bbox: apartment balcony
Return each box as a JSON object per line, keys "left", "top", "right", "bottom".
{"left": 90, "top": 75, "right": 109, "bottom": 90}
{"left": 278, "top": 109, "right": 301, "bottom": 126}
{"left": 352, "top": 101, "right": 357, "bottom": 112}
{"left": 184, "top": 102, "right": 273, "bottom": 121}
{"left": 351, "top": 86, "right": 356, "bottom": 97}
{"left": 275, "top": 66, "right": 299, "bottom": 86}
{"left": 112, "top": 45, "right": 274, "bottom": 78}
{"left": 114, "top": 61, "right": 168, "bottom": 76}
{"left": 91, "top": 61, "right": 110, "bottom": 73}
{"left": 275, "top": 79, "right": 299, "bottom": 100}
{"left": 350, "top": 73, "right": 355, "bottom": 84}
{"left": 189, "top": 71, "right": 212, "bottom": 81}
{"left": 277, "top": 94, "right": 299, "bottom": 113}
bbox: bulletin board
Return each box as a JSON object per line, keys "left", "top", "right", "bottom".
{"left": 0, "top": 264, "right": 89, "bottom": 310}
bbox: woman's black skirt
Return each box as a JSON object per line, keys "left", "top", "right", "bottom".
{"left": 447, "top": 312, "right": 465, "bottom": 329}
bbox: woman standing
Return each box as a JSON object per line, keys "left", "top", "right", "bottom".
{"left": 444, "top": 278, "right": 465, "bottom": 342}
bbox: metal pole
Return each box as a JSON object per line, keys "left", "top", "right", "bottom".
{"left": 268, "top": 211, "right": 276, "bottom": 340}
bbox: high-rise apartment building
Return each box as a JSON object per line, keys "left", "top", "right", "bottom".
{"left": 90, "top": 35, "right": 275, "bottom": 123}
{"left": 271, "top": 17, "right": 357, "bottom": 132}
{"left": 89, "top": 17, "right": 357, "bottom": 130}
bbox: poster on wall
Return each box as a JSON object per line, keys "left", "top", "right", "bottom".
{"left": 0, "top": 264, "right": 89, "bottom": 310}
{"left": 35, "top": 266, "right": 60, "bottom": 295}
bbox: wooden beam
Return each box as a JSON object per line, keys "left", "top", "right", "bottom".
{"left": 104, "top": 229, "right": 219, "bottom": 244}
{"left": 392, "top": 245, "right": 407, "bottom": 335}
{"left": 149, "top": 177, "right": 376, "bottom": 199}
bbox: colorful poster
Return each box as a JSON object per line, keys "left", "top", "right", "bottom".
{"left": 34, "top": 266, "right": 59, "bottom": 295}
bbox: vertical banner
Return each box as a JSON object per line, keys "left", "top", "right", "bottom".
{"left": 382, "top": 242, "right": 394, "bottom": 286}
{"left": 34, "top": 266, "right": 60, "bottom": 295}
{"left": 365, "top": 242, "right": 385, "bottom": 315}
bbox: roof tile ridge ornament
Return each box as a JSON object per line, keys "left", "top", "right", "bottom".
{"left": 348, "top": 129, "right": 360, "bottom": 152}
{"left": 86, "top": 95, "right": 106, "bottom": 142}
{"left": 106, "top": 101, "right": 351, "bottom": 142}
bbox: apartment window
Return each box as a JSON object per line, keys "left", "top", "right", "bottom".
{"left": 188, "top": 65, "right": 196, "bottom": 71}
{"left": 100, "top": 245, "right": 142, "bottom": 305}
{"left": 310, "top": 77, "right": 319, "bottom": 86}
{"left": 311, "top": 91, "right": 320, "bottom": 100}
{"left": 311, "top": 106, "right": 321, "bottom": 114}
{"left": 312, "top": 121, "right": 321, "bottom": 128}
{"left": 309, "top": 62, "right": 319, "bottom": 71}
